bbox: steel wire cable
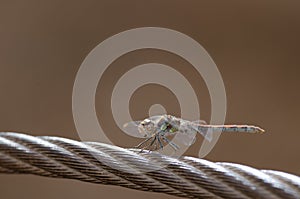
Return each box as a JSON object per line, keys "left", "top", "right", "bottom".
{"left": 0, "top": 132, "right": 299, "bottom": 199}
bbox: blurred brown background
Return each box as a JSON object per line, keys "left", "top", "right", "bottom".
{"left": 0, "top": 1, "right": 299, "bottom": 199}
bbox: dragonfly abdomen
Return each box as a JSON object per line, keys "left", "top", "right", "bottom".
{"left": 198, "top": 125, "right": 265, "bottom": 134}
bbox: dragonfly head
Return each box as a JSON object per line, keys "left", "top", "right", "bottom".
{"left": 138, "top": 118, "right": 156, "bottom": 137}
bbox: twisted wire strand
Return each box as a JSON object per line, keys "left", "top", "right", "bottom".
{"left": 0, "top": 132, "right": 299, "bottom": 199}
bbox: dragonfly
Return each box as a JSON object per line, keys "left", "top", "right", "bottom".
{"left": 123, "top": 114, "right": 265, "bottom": 151}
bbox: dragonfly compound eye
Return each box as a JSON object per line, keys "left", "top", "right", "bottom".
{"left": 141, "top": 119, "right": 151, "bottom": 126}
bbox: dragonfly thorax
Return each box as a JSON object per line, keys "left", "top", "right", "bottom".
{"left": 138, "top": 115, "right": 180, "bottom": 138}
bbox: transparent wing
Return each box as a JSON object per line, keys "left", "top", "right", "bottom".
{"left": 168, "top": 120, "right": 196, "bottom": 146}
{"left": 148, "top": 115, "right": 164, "bottom": 123}
{"left": 191, "top": 120, "right": 207, "bottom": 125}
{"left": 166, "top": 117, "right": 206, "bottom": 130}
{"left": 172, "top": 129, "right": 197, "bottom": 146}
{"left": 190, "top": 123, "right": 213, "bottom": 142}
{"left": 190, "top": 119, "right": 213, "bottom": 141}
{"left": 123, "top": 121, "right": 145, "bottom": 138}
{"left": 167, "top": 119, "right": 212, "bottom": 144}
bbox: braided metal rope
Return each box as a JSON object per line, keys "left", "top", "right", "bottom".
{"left": 0, "top": 132, "right": 299, "bottom": 199}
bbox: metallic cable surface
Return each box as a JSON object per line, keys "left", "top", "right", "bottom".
{"left": 0, "top": 132, "right": 299, "bottom": 199}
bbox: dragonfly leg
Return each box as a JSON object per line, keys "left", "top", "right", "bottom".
{"left": 162, "top": 136, "right": 180, "bottom": 151}
{"left": 157, "top": 135, "right": 164, "bottom": 150}
{"left": 148, "top": 135, "right": 157, "bottom": 152}
{"left": 154, "top": 141, "right": 159, "bottom": 151}
{"left": 135, "top": 136, "right": 154, "bottom": 152}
